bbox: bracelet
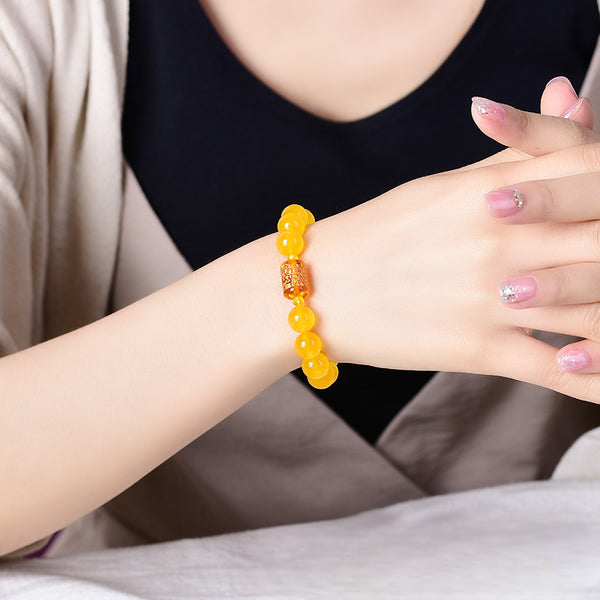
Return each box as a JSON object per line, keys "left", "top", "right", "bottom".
{"left": 276, "top": 204, "right": 339, "bottom": 389}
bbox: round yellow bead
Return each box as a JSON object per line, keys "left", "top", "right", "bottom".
{"left": 305, "top": 210, "right": 315, "bottom": 225}
{"left": 302, "top": 352, "right": 329, "bottom": 379}
{"left": 282, "top": 204, "right": 309, "bottom": 225}
{"left": 276, "top": 232, "right": 304, "bottom": 259}
{"left": 295, "top": 331, "right": 322, "bottom": 359}
{"left": 288, "top": 305, "right": 316, "bottom": 333}
{"left": 308, "top": 362, "right": 339, "bottom": 389}
{"left": 292, "top": 296, "right": 305, "bottom": 307}
{"left": 277, "top": 213, "right": 306, "bottom": 236}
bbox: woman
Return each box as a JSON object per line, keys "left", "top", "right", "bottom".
{"left": 2, "top": 0, "right": 600, "bottom": 557}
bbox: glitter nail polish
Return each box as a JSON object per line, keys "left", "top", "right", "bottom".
{"left": 557, "top": 349, "right": 592, "bottom": 372}
{"left": 497, "top": 277, "right": 537, "bottom": 304}
{"left": 472, "top": 97, "right": 506, "bottom": 123}
{"left": 486, "top": 188, "right": 525, "bottom": 217}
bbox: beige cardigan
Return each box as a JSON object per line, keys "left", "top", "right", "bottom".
{"left": 3, "top": 0, "right": 600, "bottom": 552}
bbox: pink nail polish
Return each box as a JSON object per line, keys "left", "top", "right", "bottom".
{"left": 472, "top": 97, "right": 506, "bottom": 122}
{"left": 486, "top": 188, "right": 525, "bottom": 217}
{"left": 497, "top": 277, "right": 537, "bottom": 304}
{"left": 557, "top": 349, "right": 592, "bottom": 372}
{"left": 560, "top": 97, "right": 584, "bottom": 119}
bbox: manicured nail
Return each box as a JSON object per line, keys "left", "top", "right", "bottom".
{"left": 472, "top": 97, "right": 506, "bottom": 122}
{"left": 485, "top": 188, "right": 525, "bottom": 217}
{"left": 545, "top": 76, "right": 576, "bottom": 96}
{"left": 497, "top": 277, "right": 537, "bottom": 304}
{"left": 560, "top": 97, "right": 585, "bottom": 119}
{"left": 557, "top": 349, "right": 592, "bottom": 372}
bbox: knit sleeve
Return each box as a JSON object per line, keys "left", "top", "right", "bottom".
{"left": 0, "top": 2, "right": 53, "bottom": 357}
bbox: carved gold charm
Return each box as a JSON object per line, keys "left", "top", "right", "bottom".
{"left": 280, "top": 259, "right": 310, "bottom": 300}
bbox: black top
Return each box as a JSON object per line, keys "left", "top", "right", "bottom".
{"left": 123, "top": 0, "right": 600, "bottom": 444}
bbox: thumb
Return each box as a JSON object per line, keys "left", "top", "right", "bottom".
{"left": 540, "top": 76, "right": 594, "bottom": 129}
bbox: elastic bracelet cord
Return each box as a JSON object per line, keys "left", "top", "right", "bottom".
{"left": 276, "top": 204, "right": 339, "bottom": 389}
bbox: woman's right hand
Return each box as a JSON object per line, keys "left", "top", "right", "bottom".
{"left": 303, "top": 98, "right": 600, "bottom": 403}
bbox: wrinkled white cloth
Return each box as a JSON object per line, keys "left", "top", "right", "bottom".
{"left": 3, "top": 425, "right": 599, "bottom": 599}
{"left": 1, "top": 479, "right": 599, "bottom": 599}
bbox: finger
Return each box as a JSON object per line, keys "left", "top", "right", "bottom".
{"left": 461, "top": 76, "right": 594, "bottom": 173}
{"left": 541, "top": 76, "right": 594, "bottom": 129}
{"left": 471, "top": 97, "right": 599, "bottom": 156}
{"left": 482, "top": 322, "right": 600, "bottom": 403}
{"left": 488, "top": 220, "right": 600, "bottom": 274}
{"left": 480, "top": 141, "right": 600, "bottom": 190}
{"left": 483, "top": 328, "right": 556, "bottom": 381}
{"left": 484, "top": 330, "right": 600, "bottom": 403}
{"left": 507, "top": 303, "right": 600, "bottom": 347}
{"left": 540, "top": 76, "right": 578, "bottom": 116}
{"left": 485, "top": 172, "right": 600, "bottom": 222}
{"left": 496, "top": 263, "right": 600, "bottom": 309}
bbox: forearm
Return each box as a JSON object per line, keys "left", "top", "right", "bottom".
{"left": 0, "top": 233, "right": 297, "bottom": 555}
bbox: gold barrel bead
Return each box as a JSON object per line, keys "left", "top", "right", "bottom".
{"left": 280, "top": 259, "right": 311, "bottom": 300}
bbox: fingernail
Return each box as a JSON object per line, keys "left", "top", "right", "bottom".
{"left": 472, "top": 97, "right": 506, "bottom": 123}
{"left": 560, "top": 97, "right": 585, "bottom": 119}
{"left": 557, "top": 349, "right": 592, "bottom": 372}
{"left": 485, "top": 188, "right": 525, "bottom": 217}
{"left": 497, "top": 277, "right": 537, "bottom": 304}
{"left": 545, "top": 76, "right": 577, "bottom": 96}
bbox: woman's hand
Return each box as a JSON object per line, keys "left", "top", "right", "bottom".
{"left": 474, "top": 78, "right": 600, "bottom": 381}
{"left": 303, "top": 96, "right": 600, "bottom": 404}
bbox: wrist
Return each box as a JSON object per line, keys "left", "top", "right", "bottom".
{"left": 200, "top": 233, "right": 301, "bottom": 385}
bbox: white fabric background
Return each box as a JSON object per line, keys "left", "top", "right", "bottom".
{"left": 1, "top": 478, "right": 600, "bottom": 599}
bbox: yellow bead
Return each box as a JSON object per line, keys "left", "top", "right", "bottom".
{"left": 277, "top": 213, "right": 306, "bottom": 236}
{"left": 302, "top": 352, "right": 329, "bottom": 379}
{"left": 276, "top": 232, "right": 304, "bottom": 259}
{"left": 305, "top": 210, "right": 315, "bottom": 225}
{"left": 282, "top": 204, "right": 309, "bottom": 225}
{"left": 308, "top": 362, "right": 339, "bottom": 389}
{"left": 288, "top": 305, "right": 316, "bottom": 333}
{"left": 292, "top": 296, "right": 305, "bottom": 307}
{"left": 295, "top": 331, "right": 322, "bottom": 359}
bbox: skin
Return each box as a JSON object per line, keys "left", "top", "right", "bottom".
{"left": 1, "top": 1, "right": 599, "bottom": 554}
{"left": 200, "top": 0, "right": 487, "bottom": 122}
